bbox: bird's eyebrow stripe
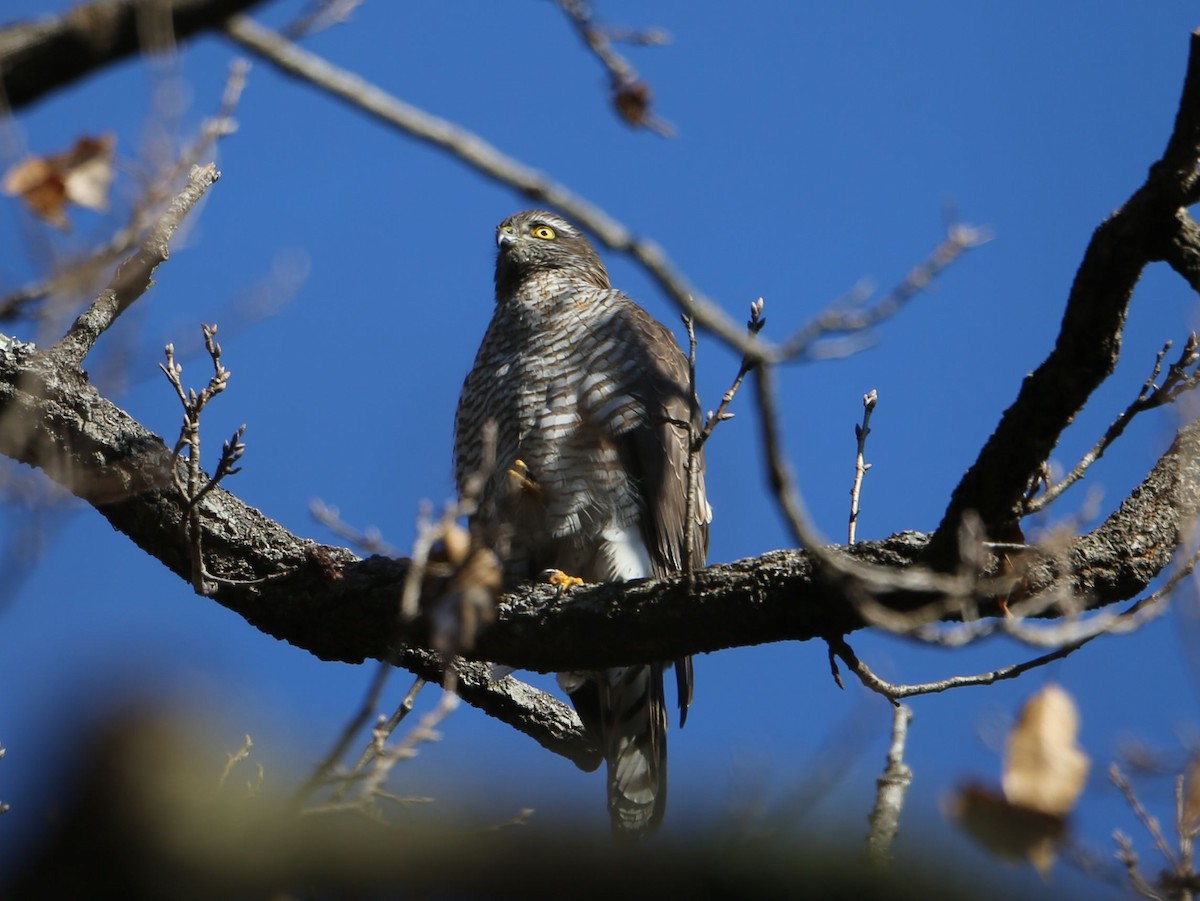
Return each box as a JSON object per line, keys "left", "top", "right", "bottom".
{"left": 529, "top": 214, "right": 573, "bottom": 234}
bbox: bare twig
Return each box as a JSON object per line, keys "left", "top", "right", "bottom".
{"left": 865, "top": 703, "right": 913, "bottom": 865}
{"left": 309, "top": 500, "right": 402, "bottom": 557}
{"left": 829, "top": 538, "right": 1193, "bottom": 701}
{"left": 294, "top": 661, "right": 391, "bottom": 806}
{"left": 51, "top": 163, "right": 220, "bottom": 366}
{"left": 3, "top": 59, "right": 246, "bottom": 326}
{"left": 1116, "top": 831, "right": 1171, "bottom": 901}
{"left": 829, "top": 635, "right": 1088, "bottom": 700}
{"left": 1025, "top": 333, "right": 1200, "bottom": 514}
{"left": 326, "top": 676, "right": 426, "bottom": 805}
{"left": 218, "top": 733, "right": 253, "bottom": 790}
{"left": 305, "top": 684, "right": 456, "bottom": 820}
{"left": 225, "top": 15, "right": 980, "bottom": 372}
{"left": 1112, "top": 764, "right": 1181, "bottom": 873}
{"left": 753, "top": 361, "right": 823, "bottom": 550}
{"left": 399, "top": 501, "right": 437, "bottom": 622}
{"left": 857, "top": 538, "right": 1196, "bottom": 650}
{"left": 849, "top": 389, "right": 877, "bottom": 544}
{"left": 1178, "top": 773, "right": 1197, "bottom": 882}
{"left": 550, "top": 0, "right": 674, "bottom": 136}
{"left": 221, "top": 14, "right": 758, "bottom": 360}
{"left": 777, "top": 223, "right": 990, "bottom": 363}
{"left": 356, "top": 685, "right": 459, "bottom": 808}
{"left": 160, "top": 323, "right": 259, "bottom": 593}
{"left": 694, "top": 297, "right": 765, "bottom": 453}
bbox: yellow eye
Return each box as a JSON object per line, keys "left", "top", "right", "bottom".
{"left": 530, "top": 225, "right": 556, "bottom": 240}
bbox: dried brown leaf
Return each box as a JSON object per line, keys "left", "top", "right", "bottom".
{"left": 2, "top": 134, "right": 115, "bottom": 230}
{"left": 947, "top": 783, "right": 1065, "bottom": 878}
{"left": 1002, "top": 683, "right": 1090, "bottom": 818}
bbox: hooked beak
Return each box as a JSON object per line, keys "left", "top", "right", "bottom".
{"left": 497, "top": 228, "right": 518, "bottom": 250}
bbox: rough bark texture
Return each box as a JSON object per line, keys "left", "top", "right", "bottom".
{"left": 3, "top": 336, "right": 1197, "bottom": 675}
{"left": 925, "top": 27, "right": 1200, "bottom": 565}
{"left": 0, "top": 0, "right": 268, "bottom": 111}
{"left": 2, "top": 9, "right": 1200, "bottom": 772}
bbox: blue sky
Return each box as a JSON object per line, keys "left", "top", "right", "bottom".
{"left": 2, "top": 1, "right": 1199, "bottom": 894}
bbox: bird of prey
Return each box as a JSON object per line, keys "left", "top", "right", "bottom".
{"left": 454, "top": 209, "right": 711, "bottom": 837}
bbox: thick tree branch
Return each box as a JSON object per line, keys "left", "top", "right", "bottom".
{"left": 0, "top": 0, "right": 268, "bottom": 111}
{"left": 1, "top": 337, "right": 1196, "bottom": 736}
{"left": 2, "top": 13, "right": 1199, "bottom": 776}
{"left": 0, "top": 337, "right": 599, "bottom": 767}
{"left": 927, "top": 27, "right": 1200, "bottom": 565}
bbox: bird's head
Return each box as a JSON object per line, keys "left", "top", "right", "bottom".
{"left": 494, "top": 210, "right": 610, "bottom": 296}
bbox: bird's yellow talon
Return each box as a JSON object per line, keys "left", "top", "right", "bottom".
{"left": 507, "top": 458, "right": 542, "bottom": 498}
{"left": 543, "top": 568, "right": 584, "bottom": 590}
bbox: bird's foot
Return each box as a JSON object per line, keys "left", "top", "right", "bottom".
{"left": 507, "top": 459, "right": 542, "bottom": 499}
{"left": 542, "top": 568, "right": 585, "bottom": 595}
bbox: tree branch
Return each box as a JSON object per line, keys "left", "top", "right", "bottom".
{"left": 220, "top": 14, "right": 760, "bottom": 359}
{"left": 926, "top": 27, "right": 1200, "bottom": 566}
{"left": 51, "top": 163, "right": 220, "bottom": 367}
{"left": 1, "top": 334, "right": 1197, "bottom": 766}
{"left": 0, "top": 0, "right": 268, "bottom": 111}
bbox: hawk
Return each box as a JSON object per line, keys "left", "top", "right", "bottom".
{"left": 454, "top": 210, "right": 711, "bottom": 837}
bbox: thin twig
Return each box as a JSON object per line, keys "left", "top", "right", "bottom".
{"left": 353, "top": 687, "right": 459, "bottom": 813}
{"left": 159, "top": 322, "right": 266, "bottom": 593}
{"left": 1116, "top": 831, "right": 1171, "bottom": 901}
{"left": 827, "top": 540, "right": 1191, "bottom": 697}
{"left": 293, "top": 660, "right": 391, "bottom": 806}
{"left": 327, "top": 676, "right": 426, "bottom": 805}
{"left": 399, "top": 501, "right": 436, "bottom": 621}
{"left": 859, "top": 540, "right": 1198, "bottom": 650}
{"left": 225, "top": 16, "right": 981, "bottom": 370}
{"left": 1178, "top": 773, "right": 1196, "bottom": 886}
{"left": 865, "top": 703, "right": 913, "bottom": 865}
{"left": 777, "top": 223, "right": 991, "bottom": 363}
{"left": 51, "top": 163, "right": 220, "bottom": 365}
{"left": 1026, "top": 333, "right": 1200, "bottom": 514}
{"left": 218, "top": 733, "right": 253, "bottom": 790}
{"left": 753, "top": 361, "right": 822, "bottom": 550}
{"left": 551, "top": 0, "right": 674, "bottom": 136}
{"left": 849, "top": 389, "right": 877, "bottom": 544}
{"left": 1112, "top": 763, "right": 1182, "bottom": 873}
{"left": 694, "top": 297, "right": 765, "bottom": 453}
{"left": 4, "top": 59, "right": 246, "bottom": 325}
{"left": 309, "top": 499, "right": 402, "bottom": 557}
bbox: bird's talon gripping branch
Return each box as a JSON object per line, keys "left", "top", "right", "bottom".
{"left": 543, "top": 568, "right": 585, "bottom": 592}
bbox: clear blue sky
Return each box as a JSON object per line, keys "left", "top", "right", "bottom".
{"left": 2, "top": 2, "right": 1198, "bottom": 894}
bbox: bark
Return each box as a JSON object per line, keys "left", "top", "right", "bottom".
{"left": 925, "top": 27, "right": 1200, "bottom": 566}
{"left": 2, "top": 335, "right": 1196, "bottom": 674}
{"left": 0, "top": 0, "right": 269, "bottom": 111}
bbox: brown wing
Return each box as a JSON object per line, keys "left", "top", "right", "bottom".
{"left": 596, "top": 300, "right": 710, "bottom": 578}
{"left": 583, "top": 297, "right": 709, "bottom": 727}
